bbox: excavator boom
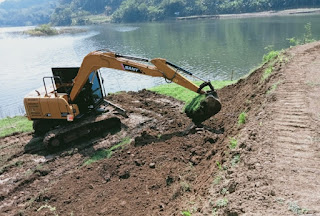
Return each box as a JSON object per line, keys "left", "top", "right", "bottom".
{"left": 70, "top": 51, "right": 206, "bottom": 102}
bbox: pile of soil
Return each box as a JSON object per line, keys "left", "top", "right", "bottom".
{"left": 1, "top": 42, "right": 320, "bottom": 215}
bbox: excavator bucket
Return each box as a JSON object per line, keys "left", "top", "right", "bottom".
{"left": 185, "top": 91, "right": 221, "bottom": 124}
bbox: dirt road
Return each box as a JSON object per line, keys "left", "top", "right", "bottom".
{"left": 1, "top": 42, "right": 320, "bottom": 215}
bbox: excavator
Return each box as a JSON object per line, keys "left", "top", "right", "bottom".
{"left": 24, "top": 50, "right": 221, "bottom": 148}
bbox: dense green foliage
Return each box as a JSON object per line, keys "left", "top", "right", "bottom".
{"left": 51, "top": 0, "right": 122, "bottom": 25}
{"left": 50, "top": 0, "right": 320, "bottom": 24}
{"left": 1, "top": 0, "right": 319, "bottom": 26}
{"left": 0, "top": 0, "right": 57, "bottom": 26}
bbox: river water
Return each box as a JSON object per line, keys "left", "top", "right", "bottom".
{"left": 1, "top": 14, "right": 320, "bottom": 117}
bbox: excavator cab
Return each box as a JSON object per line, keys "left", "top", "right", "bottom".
{"left": 52, "top": 67, "right": 105, "bottom": 113}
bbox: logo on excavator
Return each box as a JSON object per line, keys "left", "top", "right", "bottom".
{"left": 121, "top": 64, "right": 142, "bottom": 73}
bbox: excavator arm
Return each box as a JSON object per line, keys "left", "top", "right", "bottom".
{"left": 70, "top": 50, "right": 213, "bottom": 102}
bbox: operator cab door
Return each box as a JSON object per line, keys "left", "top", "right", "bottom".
{"left": 76, "top": 71, "right": 104, "bottom": 113}
{"left": 89, "top": 71, "right": 104, "bottom": 105}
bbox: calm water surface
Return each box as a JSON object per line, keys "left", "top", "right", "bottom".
{"left": 1, "top": 15, "right": 320, "bottom": 117}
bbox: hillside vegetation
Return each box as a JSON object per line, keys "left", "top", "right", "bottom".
{"left": 0, "top": 0, "right": 57, "bottom": 26}
{"left": 1, "top": 0, "right": 319, "bottom": 26}
{"left": 51, "top": 0, "right": 320, "bottom": 25}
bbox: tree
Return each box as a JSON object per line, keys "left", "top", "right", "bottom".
{"left": 50, "top": 7, "right": 72, "bottom": 26}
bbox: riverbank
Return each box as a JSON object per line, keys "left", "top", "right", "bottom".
{"left": 177, "top": 8, "right": 320, "bottom": 20}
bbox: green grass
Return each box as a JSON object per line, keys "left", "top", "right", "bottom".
{"left": 267, "top": 80, "right": 282, "bottom": 94}
{"left": 263, "top": 50, "right": 280, "bottom": 63}
{"left": 262, "top": 65, "right": 274, "bottom": 81}
{"left": 216, "top": 198, "right": 228, "bottom": 208}
{"left": 216, "top": 161, "right": 223, "bottom": 170}
{"left": 238, "top": 112, "right": 247, "bottom": 125}
{"left": 261, "top": 49, "right": 285, "bottom": 81}
{"left": 181, "top": 210, "right": 192, "bottom": 216}
{"left": 0, "top": 116, "right": 33, "bottom": 137}
{"left": 83, "top": 137, "right": 131, "bottom": 165}
{"left": 149, "top": 80, "right": 235, "bottom": 103}
{"left": 184, "top": 94, "right": 206, "bottom": 113}
{"left": 150, "top": 80, "right": 235, "bottom": 117}
{"left": 288, "top": 202, "right": 308, "bottom": 215}
{"left": 229, "top": 137, "right": 238, "bottom": 149}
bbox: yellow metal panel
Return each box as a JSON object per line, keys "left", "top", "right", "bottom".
{"left": 41, "top": 98, "right": 50, "bottom": 118}
{"left": 24, "top": 98, "right": 42, "bottom": 119}
{"left": 24, "top": 98, "right": 43, "bottom": 119}
{"left": 58, "top": 95, "right": 71, "bottom": 115}
{"left": 46, "top": 97, "right": 62, "bottom": 119}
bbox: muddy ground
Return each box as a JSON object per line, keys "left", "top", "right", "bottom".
{"left": 1, "top": 42, "right": 320, "bottom": 215}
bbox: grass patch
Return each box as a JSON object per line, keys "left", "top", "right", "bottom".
{"left": 184, "top": 94, "right": 206, "bottom": 114}
{"left": 263, "top": 50, "right": 280, "bottom": 63}
{"left": 0, "top": 116, "right": 33, "bottom": 137}
{"left": 216, "top": 161, "right": 223, "bottom": 170}
{"left": 238, "top": 112, "right": 247, "bottom": 125}
{"left": 181, "top": 210, "right": 192, "bottom": 216}
{"left": 149, "top": 80, "right": 236, "bottom": 103}
{"left": 288, "top": 202, "right": 308, "bottom": 215}
{"left": 262, "top": 65, "right": 274, "bottom": 80}
{"left": 216, "top": 198, "right": 228, "bottom": 208}
{"left": 261, "top": 48, "right": 286, "bottom": 81}
{"left": 267, "top": 80, "right": 282, "bottom": 94}
{"left": 150, "top": 80, "right": 235, "bottom": 116}
{"left": 25, "top": 24, "right": 58, "bottom": 36}
{"left": 83, "top": 137, "right": 131, "bottom": 165}
{"left": 229, "top": 137, "right": 238, "bottom": 149}
{"left": 231, "top": 154, "right": 240, "bottom": 166}
{"left": 220, "top": 187, "right": 228, "bottom": 195}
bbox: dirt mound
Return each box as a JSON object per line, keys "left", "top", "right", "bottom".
{"left": 1, "top": 42, "right": 320, "bottom": 216}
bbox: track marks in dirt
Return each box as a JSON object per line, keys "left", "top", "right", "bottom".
{"left": 269, "top": 43, "right": 320, "bottom": 214}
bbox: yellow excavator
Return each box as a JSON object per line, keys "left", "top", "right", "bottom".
{"left": 24, "top": 50, "right": 221, "bottom": 148}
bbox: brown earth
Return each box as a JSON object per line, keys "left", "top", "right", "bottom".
{"left": 1, "top": 42, "right": 320, "bottom": 216}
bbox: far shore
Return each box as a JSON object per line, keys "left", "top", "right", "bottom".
{"left": 177, "top": 8, "right": 320, "bottom": 20}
